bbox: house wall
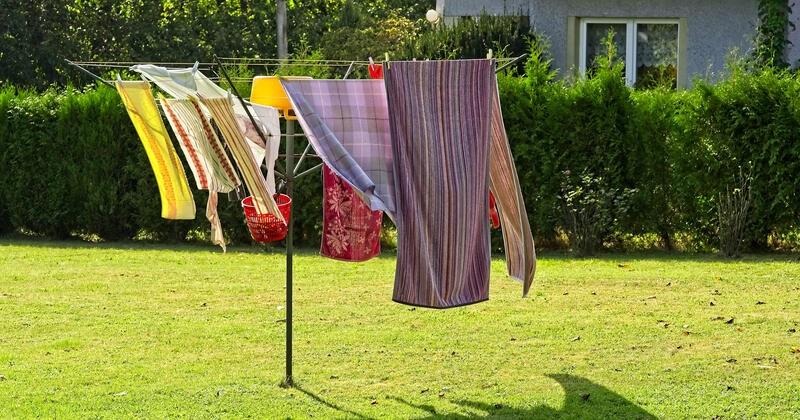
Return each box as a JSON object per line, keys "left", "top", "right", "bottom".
{"left": 438, "top": 0, "right": 760, "bottom": 83}
{"left": 533, "top": 0, "right": 759, "bottom": 82}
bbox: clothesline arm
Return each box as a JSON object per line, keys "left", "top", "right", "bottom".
{"left": 294, "top": 163, "right": 323, "bottom": 180}
{"left": 293, "top": 143, "right": 313, "bottom": 175}
{"left": 213, "top": 54, "right": 288, "bottom": 178}
{"left": 495, "top": 54, "right": 529, "bottom": 73}
{"left": 64, "top": 59, "right": 114, "bottom": 88}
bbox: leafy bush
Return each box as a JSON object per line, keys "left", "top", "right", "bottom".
{"left": 404, "top": 14, "right": 532, "bottom": 60}
{"left": 560, "top": 171, "right": 638, "bottom": 255}
{"left": 717, "top": 167, "right": 753, "bottom": 257}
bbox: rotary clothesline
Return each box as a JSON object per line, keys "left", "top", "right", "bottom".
{"left": 64, "top": 54, "right": 531, "bottom": 387}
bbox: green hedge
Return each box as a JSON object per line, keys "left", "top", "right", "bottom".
{"left": 0, "top": 85, "right": 266, "bottom": 244}
{"left": 498, "top": 43, "right": 800, "bottom": 250}
{"left": 2, "top": 50, "right": 800, "bottom": 251}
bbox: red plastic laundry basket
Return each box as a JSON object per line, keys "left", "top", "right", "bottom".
{"left": 241, "top": 194, "right": 292, "bottom": 243}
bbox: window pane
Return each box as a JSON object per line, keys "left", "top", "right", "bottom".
{"left": 585, "top": 23, "right": 627, "bottom": 72}
{"left": 635, "top": 23, "right": 678, "bottom": 89}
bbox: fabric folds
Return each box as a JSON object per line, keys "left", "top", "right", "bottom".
{"left": 201, "top": 96, "right": 282, "bottom": 219}
{"left": 116, "top": 80, "right": 195, "bottom": 220}
{"left": 321, "top": 165, "right": 383, "bottom": 261}
{"left": 160, "top": 97, "right": 242, "bottom": 249}
{"left": 283, "top": 60, "right": 536, "bottom": 307}
{"left": 282, "top": 80, "right": 395, "bottom": 217}
{"left": 488, "top": 83, "right": 537, "bottom": 295}
{"left": 385, "top": 60, "right": 493, "bottom": 308}
{"left": 132, "top": 64, "right": 280, "bottom": 192}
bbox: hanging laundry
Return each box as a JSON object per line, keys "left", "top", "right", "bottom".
{"left": 368, "top": 63, "right": 384, "bottom": 79}
{"left": 321, "top": 165, "right": 383, "bottom": 261}
{"left": 132, "top": 63, "right": 226, "bottom": 98}
{"left": 132, "top": 64, "right": 280, "bottom": 192}
{"left": 315, "top": 61, "right": 386, "bottom": 261}
{"left": 385, "top": 60, "right": 493, "bottom": 308}
{"left": 201, "top": 95, "right": 282, "bottom": 219}
{"left": 116, "top": 80, "right": 195, "bottom": 220}
{"left": 489, "top": 191, "right": 501, "bottom": 229}
{"left": 236, "top": 103, "right": 281, "bottom": 194}
{"left": 282, "top": 79, "right": 395, "bottom": 217}
{"left": 160, "top": 97, "right": 242, "bottom": 250}
{"left": 488, "top": 82, "right": 537, "bottom": 295}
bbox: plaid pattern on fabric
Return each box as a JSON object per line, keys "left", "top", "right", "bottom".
{"left": 282, "top": 80, "right": 395, "bottom": 217}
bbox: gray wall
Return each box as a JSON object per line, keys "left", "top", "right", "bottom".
{"left": 788, "top": 0, "right": 800, "bottom": 67}
{"left": 437, "top": 0, "right": 530, "bottom": 17}
{"left": 439, "top": 0, "right": 760, "bottom": 81}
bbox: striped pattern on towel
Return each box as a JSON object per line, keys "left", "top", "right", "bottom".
{"left": 116, "top": 80, "right": 195, "bottom": 220}
{"left": 385, "top": 59, "right": 493, "bottom": 308}
{"left": 489, "top": 79, "right": 537, "bottom": 296}
{"left": 161, "top": 97, "right": 243, "bottom": 250}
{"left": 201, "top": 96, "right": 281, "bottom": 219}
{"left": 160, "top": 97, "right": 240, "bottom": 192}
{"left": 133, "top": 64, "right": 279, "bottom": 192}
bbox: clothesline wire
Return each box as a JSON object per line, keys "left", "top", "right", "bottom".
{"left": 69, "top": 57, "right": 521, "bottom": 69}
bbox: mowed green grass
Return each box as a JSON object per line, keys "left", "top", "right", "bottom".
{"left": 0, "top": 239, "right": 798, "bottom": 418}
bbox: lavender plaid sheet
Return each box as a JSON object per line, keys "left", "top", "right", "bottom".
{"left": 281, "top": 80, "right": 395, "bottom": 218}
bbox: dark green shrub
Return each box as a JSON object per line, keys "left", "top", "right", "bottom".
{"left": 58, "top": 86, "right": 139, "bottom": 240}
{"left": 560, "top": 171, "right": 638, "bottom": 255}
{"left": 674, "top": 65, "right": 800, "bottom": 249}
{"left": 0, "top": 86, "right": 15, "bottom": 234}
{"left": 2, "top": 89, "right": 77, "bottom": 238}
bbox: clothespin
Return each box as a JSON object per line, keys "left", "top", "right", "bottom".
{"left": 384, "top": 52, "right": 390, "bottom": 70}
{"left": 192, "top": 61, "right": 199, "bottom": 73}
{"left": 369, "top": 56, "right": 375, "bottom": 66}
{"left": 487, "top": 49, "right": 493, "bottom": 60}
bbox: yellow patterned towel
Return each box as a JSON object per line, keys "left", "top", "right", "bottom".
{"left": 116, "top": 80, "right": 195, "bottom": 220}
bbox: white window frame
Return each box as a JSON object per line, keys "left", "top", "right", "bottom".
{"left": 578, "top": 18, "right": 680, "bottom": 87}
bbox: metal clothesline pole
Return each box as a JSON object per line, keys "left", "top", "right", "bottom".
{"left": 284, "top": 118, "right": 296, "bottom": 387}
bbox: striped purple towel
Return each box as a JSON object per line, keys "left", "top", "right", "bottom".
{"left": 385, "top": 60, "right": 494, "bottom": 308}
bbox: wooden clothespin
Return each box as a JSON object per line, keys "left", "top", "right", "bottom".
{"left": 487, "top": 49, "right": 493, "bottom": 60}
{"left": 384, "top": 52, "right": 390, "bottom": 70}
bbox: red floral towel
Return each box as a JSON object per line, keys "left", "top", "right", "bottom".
{"left": 321, "top": 165, "right": 383, "bottom": 261}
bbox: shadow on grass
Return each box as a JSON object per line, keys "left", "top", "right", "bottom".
{"left": 293, "top": 375, "right": 654, "bottom": 419}
{"left": 0, "top": 235, "right": 795, "bottom": 263}
{"left": 393, "top": 374, "right": 656, "bottom": 419}
{"left": 295, "top": 384, "right": 375, "bottom": 419}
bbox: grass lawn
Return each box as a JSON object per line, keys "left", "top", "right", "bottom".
{"left": 0, "top": 238, "right": 799, "bottom": 418}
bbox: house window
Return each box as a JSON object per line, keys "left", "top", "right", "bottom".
{"left": 579, "top": 18, "right": 680, "bottom": 89}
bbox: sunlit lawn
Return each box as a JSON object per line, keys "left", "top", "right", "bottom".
{"left": 1, "top": 238, "right": 798, "bottom": 418}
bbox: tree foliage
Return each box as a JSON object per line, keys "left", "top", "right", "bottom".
{"left": 754, "top": 0, "right": 794, "bottom": 68}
